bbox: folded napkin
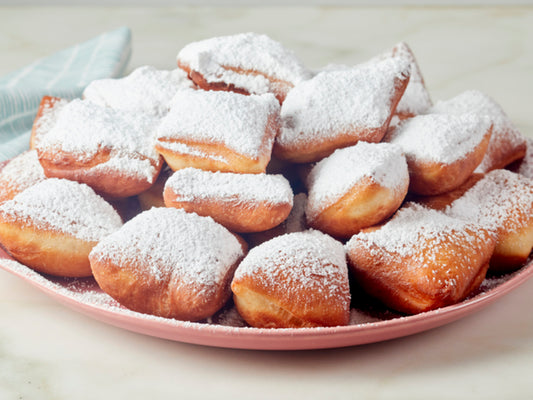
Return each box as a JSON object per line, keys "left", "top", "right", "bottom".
{"left": 0, "top": 27, "right": 132, "bottom": 162}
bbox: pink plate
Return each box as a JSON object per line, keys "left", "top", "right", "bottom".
{"left": 1, "top": 246, "right": 532, "bottom": 350}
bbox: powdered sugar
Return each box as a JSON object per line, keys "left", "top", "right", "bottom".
{"left": 90, "top": 207, "right": 243, "bottom": 290}
{"left": 446, "top": 169, "right": 533, "bottom": 232}
{"left": 0, "top": 178, "right": 123, "bottom": 241}
{"left": 386, "top": 42, "right": 432, "bottom": 116}
{"left": 177, "top": 32, "right": 311, "bottom": 95}
{"left": 277, "top": 56, "right": 410, "bottom": 148}
{"left": 32, "top": 97, "right": 69, "bottom": 147}
{"left": 157, "top": 89, "right": 279, "bottom": 159}
{"left": 429, "top": 90, "right": 525, "bottom": 173}
{"left": 0, "top": 150, "right": 46, "bottom": 198}
{"left": 157, "top": 141, "right": 229, "bottom": 165}
{"left": 234, "top": 230, "right": 348, "bottom": 301}
{"left": 430, "top": 90, "right": 519, "bottom": 138}
{"left": 36, "top": 99, "right": 161, "bottom": 181}
{"left": 83, "top": 66, "right": 194, "bottom": 117}
{"left": 38, "top": 99, "right": 159, "bottom": 161}
{"left": 306, "top": 142, "right": 408, "bottom": 217}
{"left": 165, "top": 167, "right": 293, "bottom": 205}
{"left": 88, "top": 155, "right": 159, "bottom": 184}
{"left": 386, "top": 113, "right": 491, "bottom": 164}
{"left": 346, "top": 203, "right": 489, "bottom": 258}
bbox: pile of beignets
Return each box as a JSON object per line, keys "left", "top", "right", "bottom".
{"left": 1, "top": 32, "right": 532, "bottom": 328}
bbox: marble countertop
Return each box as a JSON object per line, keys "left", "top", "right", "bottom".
{"left": 1, "top": 5, "right": 533, "bottom": 399}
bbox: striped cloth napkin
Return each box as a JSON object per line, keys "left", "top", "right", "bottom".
{"left": 0, "top": 27, "right": 132, "bottom": 162}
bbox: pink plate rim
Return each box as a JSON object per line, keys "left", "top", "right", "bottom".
{"left": 1, "top": 247, "right": 532, "bottom": 351}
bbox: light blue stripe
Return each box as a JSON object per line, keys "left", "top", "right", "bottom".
{"left": 0, "top": 26, "right": 131, "bottom": 162}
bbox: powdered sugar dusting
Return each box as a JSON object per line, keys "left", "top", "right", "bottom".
{"left": 32, "top": 97, "right": 69, "bottom": 147}
{"left": 430, "top": 90, "right": 520, "bottom": 140}
{"left": 157, "top": 90, "right": 279, "bottom": 158}
{"left": 446, "top": 169, "right": 533, "bottom": 232}
{"left": 0, "top": 150, "right": 46, "bottom": 199}
{"left": 277, "top": 56, "right": 410, "bottom": 148}
{"left": 38, "top": 99, "right": 159, "bottom": 161}
{"left": 0, "top": 178, "right": 123, "bottom": 241}
{"left": 177, "top": 32, "right": 311, "bottom": 94}
{"left": 389, "top": 42, "right": 432, "bottom": 115}
{"left": 359, "top": 42, "right": 432, "bottom": 116}
{"left": 83, "top": 66, "right": 194, "bottom": 117}
{"left": 36, "top": 99, "right": 161, "bottom": 181}
{"left": 0, "top": 258, "right": 122, "bottom": 307}
{"left": 234, "top": 230, "right": 348, "bottom": 301}
{"left": 386, "top": 113, "right": 491, "bottom": 164}
{"left": 88, "top": 155, "right": 159, "bottom": 184}
{"left": 306, "top": 142, "right": 408, "bottom": 218}
{"left": 165, "top": 168, "right": 293, "bottom": 205}
{"left": 90, "top": 207, "right": 244, "bottom": 289}
{"left": 346, "top": 203, "right": 490, "bottom": 258}
{"left": 156, "top": 141, "right": 229, "bottom": 165}
{"left": 429, "top": 90, "right": 525, "bottom": 172}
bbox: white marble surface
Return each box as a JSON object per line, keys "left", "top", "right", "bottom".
{"left": 1, "top": 5, "right": 533, "bottom": 400}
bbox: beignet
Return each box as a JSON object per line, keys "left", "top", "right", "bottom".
{"left": 274, "top": 56, "right": 411, "bottom": 163}
{"left": 385, "top": 113, "right": 492, "bottom": 195}
{"left": 176, "top": 32, "right": 311, "bottom": 103}
{"left": 346, "top": 204, "right": 496, "bottom": 314}
{"left": 34, "top": 98, "right": 163, "bottom": 198}
{"left": 306, "top": 142, "right": 409, "bottom": 238}
{"left": 231, "top": 230, "right": 350, "bottom": 328}
{"left": 429, "top": 90, "right": 526, "bottom": 173}
{"left": 0, "top": 178, "right": 123, "bottom": 277}
{"left": 30, "top": 96, "right": 68, "bottom": 149}
{"left": 89, "top": 207, "right": 246, "bottom": 321}
{"left": 446, "top": 169, "right": 533, "bottom": 272}
{"left": 83, "top": 65, "right": 194, "bottom": 117}
{"left": 374, "top": 42, "right": 432, "bottom": 119}
{"left": 155, "top": 89, "right": 280, "bottom": 174}
{"left": 0, "top": 150, "right": 46, "bottom": 204}
{"left": 163, "top": 167, "right": 293, "bottom": 233}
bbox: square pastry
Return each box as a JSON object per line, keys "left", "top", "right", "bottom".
{"left": 155, "top": 89, "right": 280, "bottom": 174}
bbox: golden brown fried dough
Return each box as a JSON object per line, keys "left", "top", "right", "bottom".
{"left": 305, "top": 142, "right": 409, "bottom": 238}
{"left": 34, "top": 98, "right": 163, "bottom": 198}
{"left": 155, "top": 90, "right": 279, "bottom": 174}
{"left": 346, "top": 204, "right": 496, "bottom": 314}
{"left": 0, "top": 150, "right": 46, "bottom": 204}
{"left": 385, "top": 113, "right": 492, "bottom": 195}
{"left": 163, "top": 168, "right": 293, "bottom": 233}
{"left": 274, "top": 57, "right": 411, "bottom": 163}
{"left": 429, "top": 90, "right": 526, "bottom": 173}
{"left": 89, "top": 207, "right": 246, "bottom": 321}
{"left": 231, "top": 230, "right": 350, "bottom": 328}
{"left": 0, "top": 179, "right": 122, "bottom": 277}
{"left": 446, "top": 169, "right": 533, "bottom": 272}
{"left": 176, "top": 32, "right": 311, "bottom": 103}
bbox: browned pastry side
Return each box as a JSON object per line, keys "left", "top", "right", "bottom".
{"left": 346, "top": 205, "right": 496, "bottom": 314}
{"left": 231, "top": 230, "right": 351, "bottom": 328}
{"left": 406, "top": 127, "right": 491, "bottom": 196}
{"left": 89, "top": 207, "right": 247, "bottom": 321}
